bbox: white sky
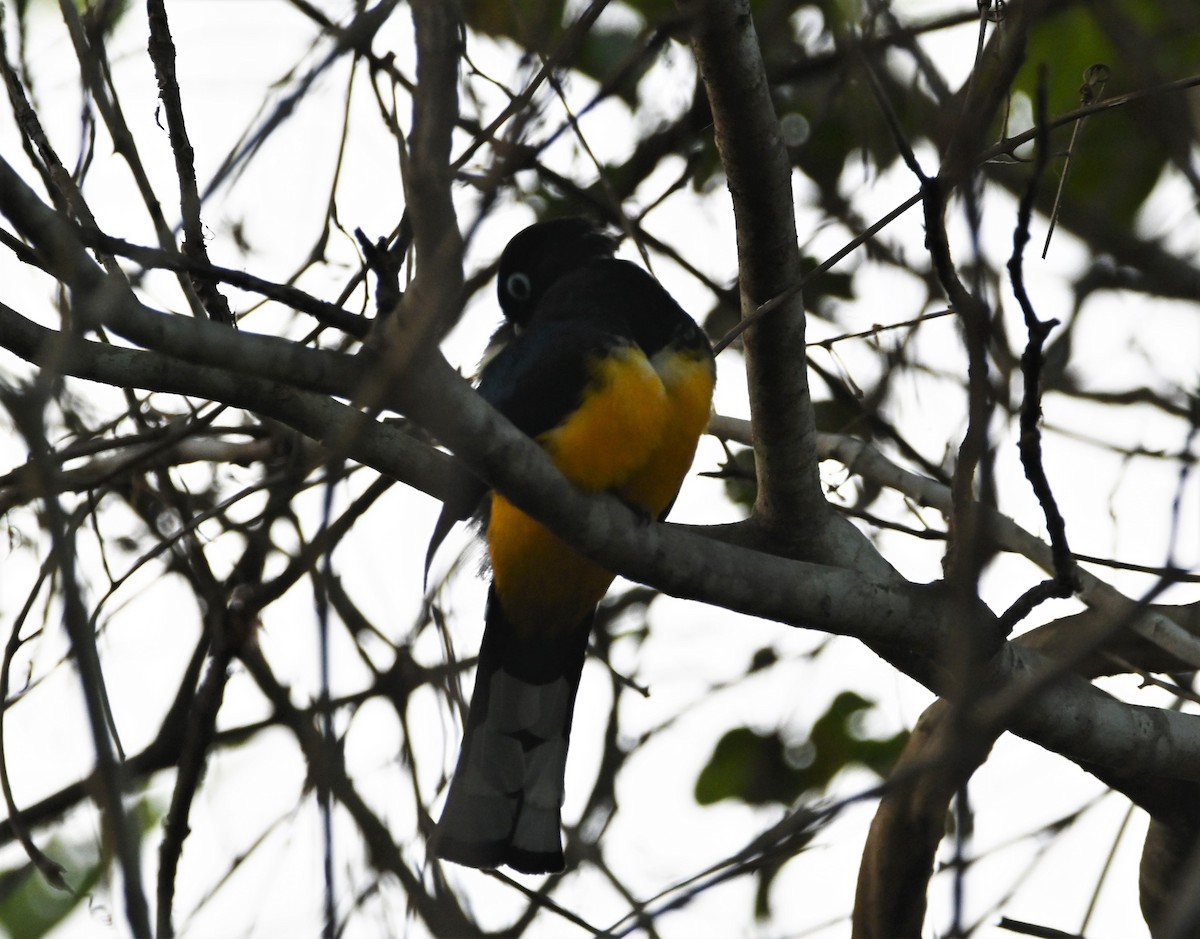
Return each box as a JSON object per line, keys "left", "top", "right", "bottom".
{"left": 0, "top": 1, "right": 1197, "bottom": 937}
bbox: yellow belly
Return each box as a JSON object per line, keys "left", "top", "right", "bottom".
{"left": 618, "top": 349, "right": 716, "bottom": 514}
{"left": 488, "top": 494, "right": 618, "bottom": 630}
{"left": 487, "top": 345, "right": 714, "bottom": 637}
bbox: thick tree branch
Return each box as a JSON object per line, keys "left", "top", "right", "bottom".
{"left": 853, "top": 700, "right": 996, "bottom": 939}
{"left": 711, "top": 414, "right": 1200, "bottom": 673}
{"left": 2, "top": 1, "right": 1194, "bottom": 933}
{"left": 679, "top": 0, "right": 826, "bottom": 538}
{"left": 0, "top": 302, "right": 468, "bottom": 506}
{"left": 379, "top": 356, "right": 1200, "bottom": 786}
{"left": 6, "top": 297, "right": 1200, "bottom": 784}
{"left": 372, "top": 0, "right": 464, "bottom": 367}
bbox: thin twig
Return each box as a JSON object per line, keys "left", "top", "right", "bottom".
{"left": 1042, "top": 65, "right": 1109, "bottom": 258}
{"left": 3, "top": 385, "right": 152, "bottom": 938}
{"left": 713, "top": 192, "right": 922, "bottom": 355}
{"left": 1006, "top": 66, "right": 1080, "bottom": 618}
{"left": 0, "top": 554, "right": 68, "bottom": 891}
{"left": 146, "top": 0, "right": 234, "bottom": 324}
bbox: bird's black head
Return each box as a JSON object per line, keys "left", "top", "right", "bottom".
{"left": 497, "top": 217, "right": 619, "bottom": 328}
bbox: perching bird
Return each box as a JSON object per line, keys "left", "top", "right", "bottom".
{"left": 430, "top": 217, "right": 715, "bottom": 874}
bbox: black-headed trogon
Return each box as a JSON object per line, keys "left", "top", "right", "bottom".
{"left": 431, "top": 217, "right": 715, "bottom": 874}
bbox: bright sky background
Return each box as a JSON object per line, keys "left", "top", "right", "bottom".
{"left": 0, "top": 1, "right": 1197, "bottom": 937}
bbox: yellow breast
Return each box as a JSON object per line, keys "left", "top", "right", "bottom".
{"left": 617, "top": 348, "right": 716, "bottom": 515}
{"left": 488, "top": 346, "right": 677, "bottom": 634}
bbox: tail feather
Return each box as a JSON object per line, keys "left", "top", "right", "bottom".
{"left": 433, "top": 587, "right": 591, "bottom": 874}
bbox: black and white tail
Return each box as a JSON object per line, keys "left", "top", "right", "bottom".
{"left": 432, "top": 588, "right": 591, "bottom": 874}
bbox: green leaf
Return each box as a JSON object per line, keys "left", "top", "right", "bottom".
{"left": 694, "top": 692, "right": 909, "bottom": 807}
{"left": 574, "top": 27, "right": 647, "bottom": 105}
{"left": 0, "top": 839, "right": 102, "bottom": 939}
{"left": 694, "top": 726, "right": 798, "bottom": 806}
{"left": 1015, "top": 1, "right": 1200, "bottom": 228}
{"left": 749, "top": 647, "right": 778, "bottom": 672}
{"left": 0, "top": 794, "right": 164, "bottom": 939}
{"left": 462, "top": 2, "right": 651, "bottom": 100}
{"left": 462, "top": 0, "right": 567, "bottom": 46}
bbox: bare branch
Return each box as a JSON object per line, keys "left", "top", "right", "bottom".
{"left": 681, "top": 0, "right": 825, "bottom": 535}
{"left": 3, "top": 387, "right": 152, "bottom": 939}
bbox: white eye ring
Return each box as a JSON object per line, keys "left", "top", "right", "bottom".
{"left": 506, "top": 272, "right": 532, "bottom": 301}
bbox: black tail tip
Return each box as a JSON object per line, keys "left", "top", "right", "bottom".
{"left": 431, "top": 833, "right": 565, "bottom": 875}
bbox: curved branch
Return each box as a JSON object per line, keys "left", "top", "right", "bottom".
{"left": 0, "top": 302, "right": 469, "bottom": 507}
{"left": 711, "top": 414, "right": 1200, "bottom": 673}
{"left": 853, "top": 700, "right": 996, "bottom": 939}
{"left": 7, "top": 297, "right": 1200, "bottom": 784}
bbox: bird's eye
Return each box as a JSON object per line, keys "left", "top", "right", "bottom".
{"left": 505, "top": 272, "right": 532, "bottom": 302}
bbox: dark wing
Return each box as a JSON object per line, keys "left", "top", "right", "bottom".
{"left": 423, "top": 318, "right": 631, "bottom": 583}
{"left": 477, "top": 320, "right": 630, "bottom": 438}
